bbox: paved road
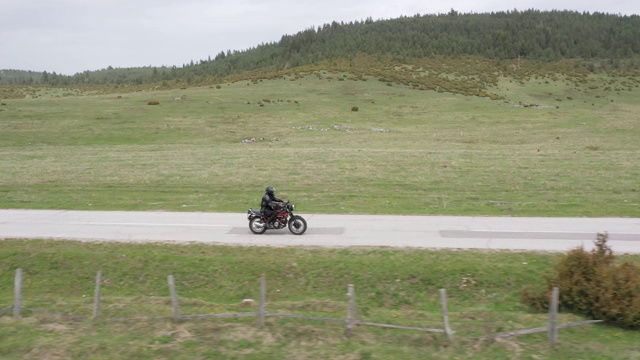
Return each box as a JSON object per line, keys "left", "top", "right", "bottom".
{"left": 1, "top": 209, "right": 639, "bottom": 253}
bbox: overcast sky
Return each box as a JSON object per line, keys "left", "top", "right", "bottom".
{"left": 1, "top": 0, "right": 638, "bottom": 76}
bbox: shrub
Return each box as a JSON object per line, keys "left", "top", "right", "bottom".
{"left": 351, "top": 106, "right": 359, "bottom": 112}
{"left": 551, "top": 246, "right": 598, "bottom": 315}
{"left": 147, "top": 100, "right": 160, "bottom": 105}
{"left": 521, "top": 284, "right": 550, "bottom": 312}
{"left": 590, "top": 261, "right": 640, "bottom": 328}
{"left": 522, "top": 233, "right": 640, "bottom": 329}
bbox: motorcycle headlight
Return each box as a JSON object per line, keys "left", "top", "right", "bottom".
{"left": 291, "top": 204, "right": 295, "bottom": 211}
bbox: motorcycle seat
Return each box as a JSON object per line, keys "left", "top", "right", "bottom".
{"left": 248, "top": 208, "right": 263, "bottom": 216}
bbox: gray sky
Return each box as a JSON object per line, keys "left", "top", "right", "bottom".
{"left": 1, "top": 0, "right": 638, "bottom": 75}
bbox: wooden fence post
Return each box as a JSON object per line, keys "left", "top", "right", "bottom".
{"left": 440, "top": 288, "right": 454, "bottom": 340}
{"left": 345, "top": 284, "right": 356, "bottom": 337}
{"left": 168, "top": 275, "right": 180, "bottom": 321}
{"left": 14, "top": 268, "right": 22, "bottom": 318}
{"left": 548, "top": 287, "right": 559, "bottom": 345}
{"left": 93, "top": 271, "right": 102, "bottom": 319}
{"left": 258, "top": 274, "right": 266, "bottom": 328}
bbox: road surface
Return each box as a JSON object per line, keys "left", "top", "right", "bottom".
{"left": 1, "top": 209, "right": 639, "bottom": 253}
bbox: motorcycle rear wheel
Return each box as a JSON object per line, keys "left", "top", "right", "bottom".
{"left": 249, "top": 217, "right": 267, "bottom": 234}
{"left": 288, "top": 215, "right": 307, "bottom": 235}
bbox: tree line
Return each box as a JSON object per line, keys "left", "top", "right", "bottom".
{"left": 1, "top": 9, "right": 639, "bottom": 86}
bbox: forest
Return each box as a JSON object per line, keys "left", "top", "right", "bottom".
{"left": 1, "top": 9, "right": 639, "bottom": 86}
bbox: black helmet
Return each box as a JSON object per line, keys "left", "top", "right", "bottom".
{"left": 265, "top": 186, "right": 275, "bottom": 196}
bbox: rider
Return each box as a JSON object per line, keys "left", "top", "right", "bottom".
{"left": 261, "top": 186, "right": 283, "bottom": 228}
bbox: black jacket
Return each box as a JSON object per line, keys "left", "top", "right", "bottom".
{"left": 261, "top": 193, "right": 282, "bottom": 212}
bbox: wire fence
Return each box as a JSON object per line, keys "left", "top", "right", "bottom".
{"left": 4, "top": 268, "right": 602, "bottom": 345}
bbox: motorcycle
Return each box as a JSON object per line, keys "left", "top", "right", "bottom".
{"left": 247, "top": 200, "right": 307, "bottom": 235}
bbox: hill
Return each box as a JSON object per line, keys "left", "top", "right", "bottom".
{"left": 1, "top": 10, "right": 639, "bottom": 87}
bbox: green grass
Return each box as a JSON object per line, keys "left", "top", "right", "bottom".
{"left": 1, "top": 72, "right": 638, "bottom": 216}
{"left": 1, "top": 239, "right": 639, "bottom": 359}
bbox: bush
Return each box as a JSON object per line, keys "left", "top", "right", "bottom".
{"left": 351, "top": 106, "right": 359, "bottom": 112}
{"left": 522, "top": 233, "right": 640, "bottom": 329}
{"left": 551, "top": 246, "right": 598, "bottom": 315}
{"left": 590, "top": 261, "right": 640, "bottom": 328}
{"left": 147, "top": 100, "right": 160, "bottom": 105}
{"left": 521, "top": 284, "right": 550, "bottom": 312}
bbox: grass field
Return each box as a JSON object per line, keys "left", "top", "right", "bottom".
{"left": 1, "top": 71, "right": 638, "bottom": 216}
{"left": 1, "top": 239, "right": 639, "bottom": 359}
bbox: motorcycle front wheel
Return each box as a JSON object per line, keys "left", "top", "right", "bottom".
{"left": 249, "top": 217, "right": 267, "bottom": 234}
{"left": 288, "top": 215, "right": 307, "bottom": 235}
